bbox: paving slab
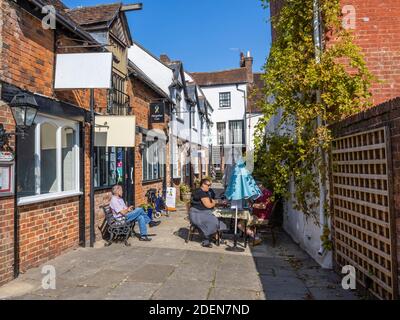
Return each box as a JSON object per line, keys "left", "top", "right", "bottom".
{"left": 107, "top": 282, "right": 163, "bottom": 300}
{"left": 208, "top": 287, "right": 264, "bottom": 300}
{"left": 126, "top": 264, "right": 175, "bottom": 284}
{"left": 0, "top": 206, "right": 360, "bottom": 300}
{"left": 151, "top": 279, "right": 211, "bottom": 300}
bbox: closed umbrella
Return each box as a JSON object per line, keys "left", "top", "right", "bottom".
{"left": 225, "top": 159, "right": 261, "bottom": 252}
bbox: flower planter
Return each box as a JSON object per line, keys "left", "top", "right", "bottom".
{"left": 181, "top": 192, "right": 192, "bottom": 203}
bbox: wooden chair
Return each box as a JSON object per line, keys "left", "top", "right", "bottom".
{"left": 251, "top": 202, "right": 278, "bottom": 247}
{"left": 185, "top": 202, "right": 221, "bottom": 246}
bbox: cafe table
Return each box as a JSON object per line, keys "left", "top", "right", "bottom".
{"left": 213, "top": 208, "right": 255, "bottom": 248}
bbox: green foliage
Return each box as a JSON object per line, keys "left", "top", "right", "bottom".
{"left": 255, "top": 0, "right": 374, "bottom": 219}
{"left": 179, "top": 183, "right": 191, "bottom": 194}
{"left": 141, "top": 203, "right": 154, "bottom": 211}
{"left": 320, "top": 225, "right": 333, "bottom": 251}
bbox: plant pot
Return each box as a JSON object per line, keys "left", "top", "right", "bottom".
{"left": 181, "top": 192, "right": 192, "bottom": 203}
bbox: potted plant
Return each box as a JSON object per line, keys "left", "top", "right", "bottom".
{"left": 141, "top": 203, "right": 154, "bottom": 220}
{"left": 179, "top": 184, "right": 192, "bottom": 202}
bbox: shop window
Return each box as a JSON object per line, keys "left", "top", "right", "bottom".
{"left": 94, "top": 147, "right": 126, "bottom": 188}
{"left": 142, "top": 139, "right": 165, "bottom": 182}
{"left": 17, "top": 114, "right": 80, "bottom": 204}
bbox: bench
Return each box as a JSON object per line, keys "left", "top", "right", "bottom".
{"left": 98, "top": 205, "right": 136, "bottom": 247}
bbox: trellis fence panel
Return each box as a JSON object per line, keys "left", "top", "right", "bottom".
{"left": 331, "top": 127, "right": 398, "bottom": 300}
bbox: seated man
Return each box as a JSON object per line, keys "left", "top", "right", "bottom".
{"left": 238, "top": 182, "right": 274, "bottom": 246}
{"left": 110, "top": 185, "right": 160, "bottom": 241}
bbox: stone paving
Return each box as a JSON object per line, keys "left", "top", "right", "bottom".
{"left": 0, "top": 207, "right": 360, "bottom": 300}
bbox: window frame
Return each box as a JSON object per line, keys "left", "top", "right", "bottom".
{"left": 219, "top": 92, "right": 231, "bottom": 109}
{"left": 229, "top": 120, "right": 244, "bottom": 145}
{"left": 217, "top": 122, "right": 226, "bottom": 146}
{"left": 17, "top": 113, "right": 81, "bottom": 206}
{"left": 142, "top": 139, "right": 164, "bottom": 182}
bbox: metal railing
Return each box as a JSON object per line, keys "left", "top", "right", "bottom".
{"left": 107, "top": 88, "right": 131, "bottom": 115}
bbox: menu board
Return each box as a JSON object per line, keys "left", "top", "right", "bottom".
{"left": 0, "top": 165, "right": 12, "bottom": 194}
{"left": 166, "top": 187, "right": 176, "bottom": 210}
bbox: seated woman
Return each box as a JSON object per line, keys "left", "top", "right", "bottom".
{"left": 189, "top": 179, "right": 227, "bottom": 248}
{"left": 238, "top": 182, "right": 274, "bottom": 246}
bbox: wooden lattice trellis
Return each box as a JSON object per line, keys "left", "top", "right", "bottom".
{"left": 331, "top": 127, "right": 398, "bottom": 300}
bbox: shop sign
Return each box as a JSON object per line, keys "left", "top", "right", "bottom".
{"left": 150, "top": 102, "right": 165, "bottom": 123}
{"left": 0, "top": 151, "right": 14, "bottom": 162}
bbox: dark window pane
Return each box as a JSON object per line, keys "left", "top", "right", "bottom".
{"left": 17, "top": 124, "right": 36, "bottom": 197}
{"left": 40, "top": 123, "right": 58, "bottom": 194}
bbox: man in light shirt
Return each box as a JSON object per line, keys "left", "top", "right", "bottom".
{"left": 110, "top": 185, "right": 160, "bottom": 241}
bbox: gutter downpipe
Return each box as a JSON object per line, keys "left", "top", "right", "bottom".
{"left": 89, "top": 89, "right": 95, "bottom": 247}
{"left": 169, "top": 102, "right": 174, "bottom": 188}
{"left": 313, "top": 0, "right": 328, "bottom": 257}
{"left": 236, "top": 84, "right": 247, "bottom": 157}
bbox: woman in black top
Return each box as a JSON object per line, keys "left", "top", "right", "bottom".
{"left": 189, "top": 179, "right": 226, "bottom": 247}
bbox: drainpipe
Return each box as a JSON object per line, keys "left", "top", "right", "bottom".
{"left": 313, "top": 0, "right": 328, "bottom": 257}
{"left": 169, "top": 103, "right": 174, "bottom": 188}
{"left": 236, "top": 84, "right": 247, "bottom": 155}
{"left": 89, "top": 89, "right": 95, "bottom": 247}
{"left": 13, "top": 130, "right": 20, "bottom": 279}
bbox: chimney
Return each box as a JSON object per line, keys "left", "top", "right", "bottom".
{"left": 240, "top": 51, "right": 253, "bottom": 84}
{"left": 160, "top": 54, "right": 171, "bottom": 64}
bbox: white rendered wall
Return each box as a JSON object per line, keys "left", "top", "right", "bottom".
{"left": 200, "top": 84, "right": 247, "bottom": 146}
{"left": 283, "top": 178, "right": 333, "bottom": 269}
{"left": 264, "top": 110, "right": 333, "bottom": 269}
{"left": 246, "top": 113, "right": 263, "bottom": 151}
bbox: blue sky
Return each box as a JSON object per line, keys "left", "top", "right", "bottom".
{"left": 63, "top": 0, "right": 271, "bottom": 72}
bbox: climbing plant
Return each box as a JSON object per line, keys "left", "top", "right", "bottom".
{"left": 254, "top": 0, "right": 374, "bottom": 223}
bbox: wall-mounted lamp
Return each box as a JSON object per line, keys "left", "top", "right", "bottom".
{"left": 138, "top": 142, "right": 146, "bottom": 153}
{"left": 0, "top": 93, "right": 39, "bottom": 148}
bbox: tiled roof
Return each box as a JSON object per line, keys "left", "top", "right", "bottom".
{"left": 248, "top": 73, "right": 265, "bottom": 113}
{"left": 32, "top": 0, "right": 98, "bottom": 43}
{"left": 65, "top": 3, "right": 121, "bottom": 26}
{"left": 190, "top": 68, "right": 248, "bottom": 86}
{"left": 40, "top": 0, "right": 69, "bottom": 12}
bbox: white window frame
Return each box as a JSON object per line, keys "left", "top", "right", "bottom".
{"left": 18, "top": 113, "right": 81, "bottom": 206}
{"left": 219, "top": 92, "right": 231, "bottom": 109}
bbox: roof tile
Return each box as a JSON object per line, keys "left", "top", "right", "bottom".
{"left": 190, "top": 68, "right": 248, "bottom": 86}
{"left": 65, "top": 3, "right": 121, "bottom": 26}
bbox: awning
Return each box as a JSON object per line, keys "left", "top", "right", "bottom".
{"left": 95, "top": 115, "right": 136, "bottom": 147}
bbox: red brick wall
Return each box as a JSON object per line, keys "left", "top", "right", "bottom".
{"left": 18, "top": 197, "right": 80, "bottom": 272}
{"left": 130, "top": 78, "right": 171, "bottom": 206}
{"left": 342, "top": 0, "right": 400, "bottom": 105}
{"left": 0, "top": 196, "right": 14, "bottom": 285}
{"left": 94, "top": 190, "right": 112, "bottom": 239}
{"left": 270, "top": 0, "right": 400, "bottom": 105}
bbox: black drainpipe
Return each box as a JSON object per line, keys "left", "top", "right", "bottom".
{"left": 13, "top": 130, "right": 19, "bottom": 279}
{"left": 89, "top": 89, "right": 95, "bottom": 247}
{"left": 79, "top": 122, "right": 86, "bottom": 247}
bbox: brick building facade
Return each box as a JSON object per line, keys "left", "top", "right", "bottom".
{"left": 0, "top": 0, "right": 106, "bottom": 284}
{"left": 0, "top": 0, "right": 153, "bottom": 285}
